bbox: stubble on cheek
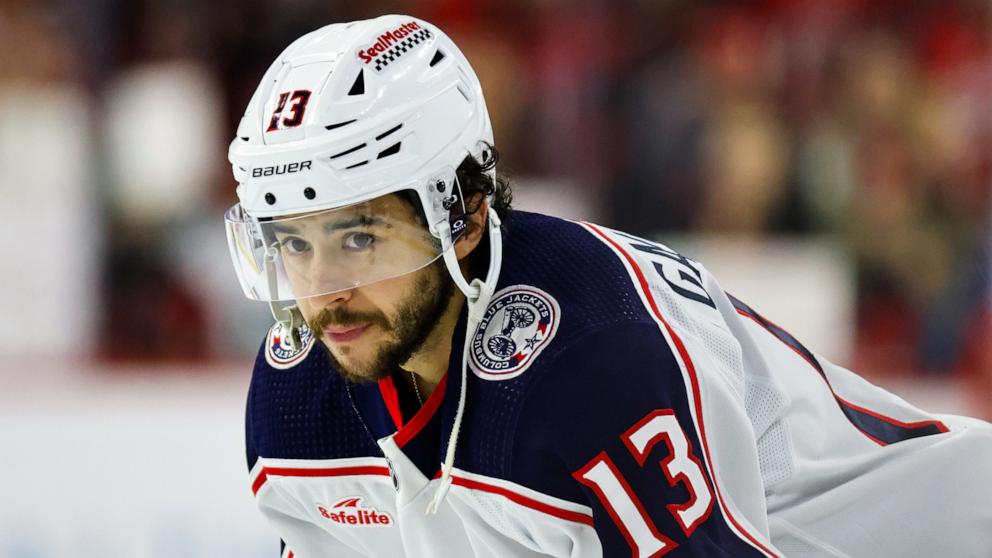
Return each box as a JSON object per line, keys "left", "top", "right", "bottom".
{"left": 315, "top": 262, "right": 454, "bottom": 384}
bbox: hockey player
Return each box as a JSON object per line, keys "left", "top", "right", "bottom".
{"left": 224, "top": 15, "right": 992, "bottom": 558}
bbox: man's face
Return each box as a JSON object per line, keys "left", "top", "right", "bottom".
{"left": 277, "top": 194, "right": 455, "bottom": 383}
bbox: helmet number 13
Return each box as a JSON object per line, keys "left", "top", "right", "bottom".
{"left": 267, "top": 90, "right": 312, "bottom": 132}
{"left": 573, "top": 410, "right": 715, "bottom": 557}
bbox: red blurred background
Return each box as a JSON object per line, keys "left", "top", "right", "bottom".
{"left": 1, "top": 0, "right": 988, "bottom": 416}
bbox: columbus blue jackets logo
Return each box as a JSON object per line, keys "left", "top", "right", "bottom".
{"left": 470, "top": 286, "right": 561, "bottom": 380}
{"left": 265, "top": 322, "right": 315, "bottom": 370}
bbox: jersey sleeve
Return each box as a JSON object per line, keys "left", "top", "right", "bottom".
{"left": 725, "top": 294, "right": 992, "bottom": 556}
{"left": 513, "top": 322, "right": 780, "bottom": 557}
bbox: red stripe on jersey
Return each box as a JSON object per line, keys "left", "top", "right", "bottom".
{"left": 252, "top": 465, "right": 390, "bottom": 495}
{"left": 252, "top": 470, "right": 268, "bottom": 495}
{"left": 378, "top": 376, "right": 405, "bottom": 430}
{"left": 583, "top": 222, "right": 781, "bottom": 558}
{"left": 394, "top": 374, "right": 448, "bottom": 448}
{"left": 835, "top": 394, "right": 950, "bottom": 433}
{"left": 449, "top": 474, "right": 595, "bottom": 527}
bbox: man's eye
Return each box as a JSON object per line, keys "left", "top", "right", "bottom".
{"left": 343, "top": 232, "right": 376, "bottom": 251}
{"left": 280, "top": 237, "right": 312, "bottom": 255}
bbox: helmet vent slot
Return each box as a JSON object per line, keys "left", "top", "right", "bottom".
{"left": 456, "top": 84, "right": 471, "bottom": 103}
{"left": 330, "top": 143, "right": 366, "bottom": 159}
{"left": 377, "top": 142, "right": 401, "bottom": 159}
{"left": 324, "top": 119, "right": 357, "bottom": 131}
{"left": 348, "top": 70, "right": 365, "bottom": 96}
{"left": 429, "top": 50, "right": 446, "bottom": 67}
{"left": 346, "top": 160, "right": 368, "bottom": 170}
{"left": 375, "top": 123, "right": 403, "bottom": 141}
{"left": 239, "top": 136, "right": 250, "bottom": 142}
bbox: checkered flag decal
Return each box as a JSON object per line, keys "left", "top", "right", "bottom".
{"left": 373, "top": 29, "right": 434, "bottom": 73}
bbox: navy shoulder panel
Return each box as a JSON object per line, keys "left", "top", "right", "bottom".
{"left": 245, "top": 326, "right": 379, "bottom": 469}
{"left": 506, "top": 322, "right": 686, "bottom": 501}
{"left": 496, "top": 211, "right": 654, "bottom": 338}
{"left": 450, "top": 212, "right": 661, "bottom": 478}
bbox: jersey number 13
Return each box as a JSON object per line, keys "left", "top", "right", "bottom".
{"left": 573, "top": 409, "right": 714, "bottom": 557}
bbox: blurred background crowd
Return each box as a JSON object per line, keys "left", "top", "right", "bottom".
{"left": 1, "top": 0, "right": 989, "bottom": 415}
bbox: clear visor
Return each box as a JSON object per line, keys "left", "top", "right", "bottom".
{"left": 225, "top": 192, "right": 451, "bottom": 301}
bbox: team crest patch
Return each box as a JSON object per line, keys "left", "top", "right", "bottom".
{"left": 470, "top": 286, "right": 561, "bottom": 381}
{"left": 356, "top": 21, "right": 434, "bottom": 74}
{"left": 265, "top": 322, "right": 315, "bottom": 370}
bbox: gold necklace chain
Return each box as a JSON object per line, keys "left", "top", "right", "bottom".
{"left": 409, "top": 370, "right": 424, "bottom": 406}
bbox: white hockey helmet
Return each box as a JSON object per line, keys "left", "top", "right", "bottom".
{"left": 224, "top": 14, "right": 500, "bottom": 309}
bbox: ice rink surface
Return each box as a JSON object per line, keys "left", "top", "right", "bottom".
{"left": 0, "top": 364, "right": 276, "bottom": 558}
{"left": 0, "top": 361, "right": 973, "bottom": 558}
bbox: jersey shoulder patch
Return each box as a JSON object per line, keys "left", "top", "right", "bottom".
{"left": 264, "top": 322, "right": 316, "bottom": 370}
{"left": 469, "top": 285, "right": 561, "bottom": 381}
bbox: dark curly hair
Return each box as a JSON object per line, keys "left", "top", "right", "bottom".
{"left": 455, "top": 143, "right": 512, "bottom": 223}
{"left": 398, "top": 143, "right": 513, "bottom": 228}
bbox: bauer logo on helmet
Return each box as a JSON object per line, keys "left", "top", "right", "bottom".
{"left": 252, "top": 160, "right": 312, "bottom": 178}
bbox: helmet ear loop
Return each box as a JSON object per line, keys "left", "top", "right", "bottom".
{"left": 444, "top": 168, "right": 492, "bottom": 244}
{"left": 262, "top": 236, "right": 304, "bottom": 350}
{"left": 436, "top": 171, "right": 467, "bottom": 237}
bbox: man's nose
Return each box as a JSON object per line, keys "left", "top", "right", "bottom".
{"left": 309, "top": 285, "right": 354, "bottom": 308}
{"left": 304, "top": 247, "right": 355, "bottom": 297}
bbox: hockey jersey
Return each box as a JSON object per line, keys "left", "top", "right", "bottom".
{"left": 244, "top": 211, "right": 992, "bottom": 557}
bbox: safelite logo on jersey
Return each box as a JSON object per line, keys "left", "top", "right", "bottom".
{"left": 318, "top": 497, "right": 393, "bottom": 527}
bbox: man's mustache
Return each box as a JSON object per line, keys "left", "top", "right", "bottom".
{"left": 308, "top": 307, "right": 389, "bottom": 339}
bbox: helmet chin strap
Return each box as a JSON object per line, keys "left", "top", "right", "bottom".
{"left": 264, "top": 244, "right": 305, "bottom": 351}
{"left": 427, "top": 207, "right": 502, "bottom": 515}
{"left": 440, "top": 207, "right": 502, "bottom": 316}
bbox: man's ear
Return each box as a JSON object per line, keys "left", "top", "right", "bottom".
{"left": 454, "top": 197, "right": 489, "bottom": 261}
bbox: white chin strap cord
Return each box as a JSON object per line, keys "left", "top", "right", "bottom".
{"left": 426, "top": 207, "right": 502, "bottom": 515}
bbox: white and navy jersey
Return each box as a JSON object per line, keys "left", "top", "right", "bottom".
{"left": 244, "top": 211, "right": 992, "bottom": 558}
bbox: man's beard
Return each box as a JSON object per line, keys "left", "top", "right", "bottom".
{"left": 307, "top": 261, "right": 456, "bottom": 384}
